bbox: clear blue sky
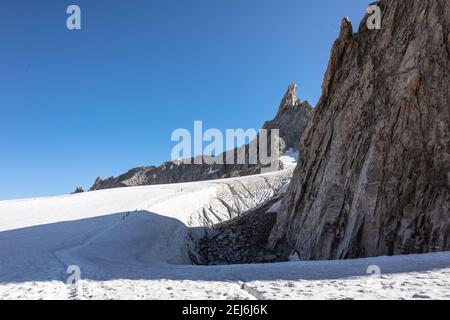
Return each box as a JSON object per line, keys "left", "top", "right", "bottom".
{"left": 0, "top": 0, "right": 369, "bottom": 200}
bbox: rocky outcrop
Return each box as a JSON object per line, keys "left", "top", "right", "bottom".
{"left": 193, "top": 195, "right": 285, "bottom": 265}
{"left": 90, "top": 84, "right": 312, "bottom": 191}
{"left": 90, "top": 161, "right": 216, "bottom": 190}
{"left": 270, "top": 0, "right": 450, "bottom": 260}
{"left": 71, "top": 187, "right": 84, "bottom": 194}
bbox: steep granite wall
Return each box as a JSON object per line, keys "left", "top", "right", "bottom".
{"left": 270, "top": 0, "right": 450, "bottom": 260}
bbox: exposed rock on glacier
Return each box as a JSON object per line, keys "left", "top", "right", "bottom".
{"left": 269, "top": 0, "right": 450, "bottom": 260}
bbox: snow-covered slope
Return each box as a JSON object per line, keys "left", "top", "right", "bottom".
{"left": 1, "top": 170, "right": 449, "bottom": 300}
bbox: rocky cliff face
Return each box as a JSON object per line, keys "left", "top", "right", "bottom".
{"left": 270, "top": 0, "right": 450, "bottom": 260}
{"left": 90, "top": 84, "right": 312, "bottom": 191}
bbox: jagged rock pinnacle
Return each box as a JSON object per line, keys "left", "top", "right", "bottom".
{"left": 276, "top": 82, "right": 300, "bottom": 117}
{"left": 339, "top": 17, "right": 353, "bottom": 40}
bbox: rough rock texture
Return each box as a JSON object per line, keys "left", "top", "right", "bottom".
{"left": 263, "top": 82, "right": 313, "bottom": 153}
{"left": 90, "top": 84, "right": 312, "bottom": 191}
{"left": 270, "top": 0, "right": 450, "bottom": 260}
{"left": 187, "top": 171, "right": 292, "bottom": 227}
{"left": 193, "top": 195, "right": 285, "bottom": 265}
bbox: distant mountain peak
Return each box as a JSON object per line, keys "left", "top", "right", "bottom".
{"left": 276, "top": 82, "right": 301, "bottom": 117}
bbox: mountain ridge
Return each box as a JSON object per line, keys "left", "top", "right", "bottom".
{"left": 90, "top": 83, "right": 312, "bottom": 191}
